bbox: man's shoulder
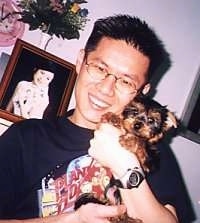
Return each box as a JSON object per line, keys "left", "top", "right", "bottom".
{"left": 14, "top": 118, "right": 55, "bottom": 129}
{"left": 9, "top": 117, "right": 65, "bottom": 138}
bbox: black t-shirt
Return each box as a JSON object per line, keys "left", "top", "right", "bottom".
{"left": 0, "top": 114, "right": 195, "bottom": 222}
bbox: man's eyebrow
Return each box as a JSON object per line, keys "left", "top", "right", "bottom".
{"left": 122, "top": 73, "right": 141, "bottom": 87}
{"left": 87, "top": 57, "right": 108, "bottom": 67}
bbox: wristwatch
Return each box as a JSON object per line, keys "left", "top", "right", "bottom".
{"left": 118, "top": 167, "right": 145, "bottom": 189}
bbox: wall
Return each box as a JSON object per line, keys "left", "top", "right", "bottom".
{"left": 0, "top": 0, "right": 200, "bottom": 221}
{"left": 1, "top": 0, "right": 200, "bottom": 116}
{"left": 172, "top": 136, "right": 200, "bottom": 222}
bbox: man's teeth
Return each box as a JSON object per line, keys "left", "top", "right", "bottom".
{"left": 89, "top": 95, "right": 109, "bottom": 108}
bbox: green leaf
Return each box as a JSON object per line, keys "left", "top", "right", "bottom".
{"left": 16, "top": 0, "right": 89, "bottom": 40}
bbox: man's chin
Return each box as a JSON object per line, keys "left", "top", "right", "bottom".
{"left": 84, "top": 113, "right": 103, "bottom": 128}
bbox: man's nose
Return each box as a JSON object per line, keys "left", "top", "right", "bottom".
{"left": 96, "top": 75, "right": 116, "bottom": 96}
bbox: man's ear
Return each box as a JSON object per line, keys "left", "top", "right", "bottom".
{"left": 142, "top": 83, "right": 151, "bottom": 95}
{"left": 76, "top": 49, "right": 85, "bottom": 74}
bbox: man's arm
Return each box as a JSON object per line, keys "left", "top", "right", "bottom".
{"left": 0, "top": 122, "right": 126, "bottom": 223}
{"left": 89, "top": 123, "right": 179, "bottom": 223}
{"left": 119, "top": 178, "right": 178, "bottom": 222}
{"left": 0, "top": 203, "right": 126, "bottom": 223}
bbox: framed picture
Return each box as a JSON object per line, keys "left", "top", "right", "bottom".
{"left": 0, "top": 110, "right": 22, "bottom": 135}
{"left": 180, "top": 66, "right": 200, "bottom": 144}
{"left": 0, "top": 39, "right": 77, "bottom": 121}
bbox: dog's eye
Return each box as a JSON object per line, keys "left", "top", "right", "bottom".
{"left": 148, "top": 117, "right": 155, "bottom": 124}
{"left": 132, "top": 109, "right": 139, "bottom": 116}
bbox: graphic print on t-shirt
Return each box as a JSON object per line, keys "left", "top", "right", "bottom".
{"left": 39, "top": 154, "right": 112, "bottom": 217}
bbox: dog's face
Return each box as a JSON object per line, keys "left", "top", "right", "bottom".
{"left": 122, "top": 95, "right": 177, "bottom": 144}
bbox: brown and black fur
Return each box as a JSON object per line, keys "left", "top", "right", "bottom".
{"left": 101, "top": 94, "right": 177, "bottom": 172}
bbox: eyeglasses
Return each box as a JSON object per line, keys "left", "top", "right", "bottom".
{"left": 85, "top": 61, "right": 139, "bottom": 95}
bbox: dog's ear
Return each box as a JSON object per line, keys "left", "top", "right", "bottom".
{"left": 149, "top": 112, "right": 177, "bottom": 144}
{"left": 166, "top": 111, "right": 177, "bottom": 128}
{"left": 164, "top": 111, "right": 177, "bottom": 130}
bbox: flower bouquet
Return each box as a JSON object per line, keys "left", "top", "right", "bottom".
{"left": 16, "top": 0, "right": 89, "bottom": 40}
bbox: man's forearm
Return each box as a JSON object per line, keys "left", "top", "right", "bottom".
{"left": 121, "top": 180, "right": 179, "bottom": 223}
{"left": 0, "top": 212, "right": 78, "bottom": 223}
{"left": 106, "top": 143, "right": 179, "bottom": 222}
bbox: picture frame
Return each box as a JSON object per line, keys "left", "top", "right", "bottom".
{"left": 0, "top": 110, "right": 22, "bottom": 135}
{"left": 0, "top": 118, "right": 12, "bottom": 135}
{"left": 180, "top": 66, "right": 200, "bottom": 144}
{"left": 0, "top": 52, "right": 10, "bottom": 82}
{"left": 0, "top": 39, "right": 77, "bottom": 122}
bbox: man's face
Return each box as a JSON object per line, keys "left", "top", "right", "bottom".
{"left": 73, "top": 37, "right": 150, "bottom": 129}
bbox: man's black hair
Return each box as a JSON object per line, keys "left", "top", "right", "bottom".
{"left": 85, "top": 14, "right": 169, "bottom": 80}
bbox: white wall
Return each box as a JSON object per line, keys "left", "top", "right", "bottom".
{"left": 172, "top": 136, "right": 200, "bottom": 223}
{"left": 1, "top": 0, "right": 200, "bottom": 116}
{"left": 0, "top": 0, "right": 200, "bottom": 221}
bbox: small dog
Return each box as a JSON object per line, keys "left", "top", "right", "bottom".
{"left": 75, "top": 94, "right": 178, "bottom": 223}
{"left": 100, "top": 94, "right": 177, "bottom": 172}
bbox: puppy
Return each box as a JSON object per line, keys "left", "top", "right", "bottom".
{"left": 101, "top": 94, "right": 177, "bottom": 172}
{"left": 75, "top": 95, "right": 178, "bottom": 223}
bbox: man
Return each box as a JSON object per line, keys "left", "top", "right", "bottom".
{"left": 0, "top": 15, "right": 193, "bottom": 223}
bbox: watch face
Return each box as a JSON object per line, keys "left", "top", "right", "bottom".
{"left": 129, "top": 171, "right": 140, "bottom": 186}
{"left": 0, "top": 0, "right": 25, "bottom": 46}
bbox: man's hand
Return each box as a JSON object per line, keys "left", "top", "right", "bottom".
{"left": 26, "top": 203, "right": 126, "bottom": 223}
{"left": 74, "top": 202, "right": 126, "bottom": 223}
{"left": 89, "top": 123, "right": 140, "bottom": 178}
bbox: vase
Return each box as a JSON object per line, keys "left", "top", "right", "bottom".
{"left": 38, "top": 32, "right": 53, "bottom": 50}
